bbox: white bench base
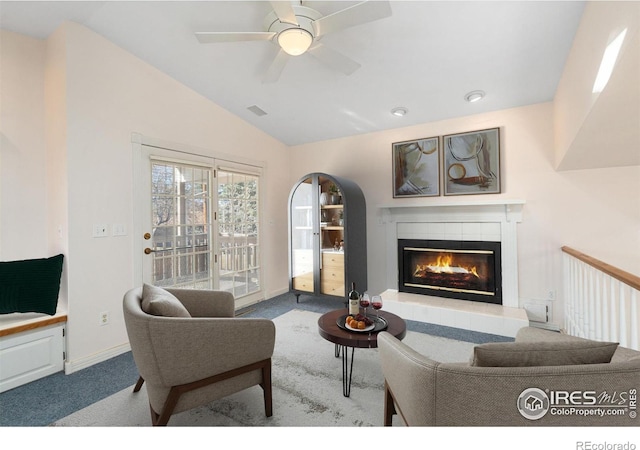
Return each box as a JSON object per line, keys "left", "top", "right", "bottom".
{"left": 0, "top": 311, "right": 66, "bottom": 393}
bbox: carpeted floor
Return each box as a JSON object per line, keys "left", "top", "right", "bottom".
{"left": 51, "top": 309, "right": 477, "bottom": 426}
{"left": 3, "top": 292, "right": 632, "bottom": 448}
{"left": 0, "top": 291, "right": 510, "bottom": 427}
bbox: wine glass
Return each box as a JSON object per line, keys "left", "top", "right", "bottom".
{"left": 371, "top": 295, "right": 383, "bottom": 319}
{"left": 360, "top": 292, "right": 370, "bottom": 317}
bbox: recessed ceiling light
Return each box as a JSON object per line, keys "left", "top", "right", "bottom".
{"left": 391, "top": 107, "right": 408, "bottom": 117}
{"left": 464, "top": 90, "right": 485, "bottom": 103}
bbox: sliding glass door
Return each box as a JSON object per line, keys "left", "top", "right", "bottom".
{"left": 138, "top": 144, "right": 262, "bottom": 306}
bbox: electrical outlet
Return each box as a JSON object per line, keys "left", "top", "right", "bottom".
{"left": 92, "top": 224, "right": 109, "bottom": 238}
{"left": 99, "top": 311, "right": 109, "bottom": 326}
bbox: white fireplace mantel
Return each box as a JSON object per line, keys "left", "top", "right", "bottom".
{"left": 377, "top": 199, "right": 528, "bottom": 337}
{"left": 378, "top": 198, "right": 525, "bottom": 223}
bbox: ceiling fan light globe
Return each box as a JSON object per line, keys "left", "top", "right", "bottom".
{"left": 278, "top": 28, "right": 313, "bottom": 56}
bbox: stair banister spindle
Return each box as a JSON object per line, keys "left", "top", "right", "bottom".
{"left": 587, "top": 265, "right": 596, "bottom": 340}
{"left": 618, "top": 282, "right": 627, "bottom": 348}
{"left": 594, "top": 270, "right": 602, "bottom": 341}
{"left": 631, "top": 289, "right": 639, "bottom": 350}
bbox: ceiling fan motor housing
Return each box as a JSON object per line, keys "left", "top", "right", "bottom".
{"left": 263, "top": 5, "right": 322, "bottom": 45}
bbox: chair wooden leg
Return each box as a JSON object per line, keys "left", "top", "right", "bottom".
{"left": 261, "top": 359, "right": 273, "bottom": 417}
{"left": 384, "top": 381, "right": 396, "bottom": 426}
{"left": 133, "top": 376, "right": 145, "bottom": 392}
{"left": 153, "top": 387, "right": 181, "bottom": 426}
{"left": 149, "top": 404, "right": 160, "bottom": 425}
{"left": 145, "top": 358, "right": 273, "bottom": 426}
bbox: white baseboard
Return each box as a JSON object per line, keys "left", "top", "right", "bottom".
{"left": 64, "top": 342, "right": 131, "bottom": 375}
{"left": 266, "top": 287, "right": 289, "bottom": 299}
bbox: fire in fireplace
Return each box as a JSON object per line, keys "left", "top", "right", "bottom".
{"left": 398, "top": 239, "right": 502, "bottom": 304}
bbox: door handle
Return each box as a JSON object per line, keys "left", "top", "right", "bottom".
{"left": 144, "top": 233, "right": 153, "bottom": 254}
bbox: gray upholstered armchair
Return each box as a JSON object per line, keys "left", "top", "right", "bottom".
{"left": 123, "top": 285, "right": 276, "bottom": 426}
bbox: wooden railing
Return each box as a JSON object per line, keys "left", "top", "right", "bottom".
{"left": 562, "top": 246, "right": 639, "bottom": 350}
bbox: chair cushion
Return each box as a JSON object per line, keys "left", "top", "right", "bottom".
{"left": 471, "top": 339, "right": 618, "bottom": 367}
{"left": 0, "top": 254, "right": 64, "bottom": 315}
{"left": 141, "top": 284, "right": 191, "bottom": 318}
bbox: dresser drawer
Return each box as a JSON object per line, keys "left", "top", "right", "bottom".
{"left": 293, "top": 272, "right": 314, "bottom": 292}
{"left": 321, "top": 277, "right": 345, "bottom": 297}
{"left": 322, "top": 252, "right": 344, "bottom": 269}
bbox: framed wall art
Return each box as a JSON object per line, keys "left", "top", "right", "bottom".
{"left": 442, "top": 128, "right": 500, "bottom": 196}
{"left": 392, "top": 136, "right": 440, "bottom": 198}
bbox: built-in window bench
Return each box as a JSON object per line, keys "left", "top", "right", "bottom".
{"left": 0, "top": 308, "right": 67, "bottom": 393}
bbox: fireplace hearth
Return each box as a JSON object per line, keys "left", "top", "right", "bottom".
{"left": 398, "top": 239, "right": 502, "bottom": 305}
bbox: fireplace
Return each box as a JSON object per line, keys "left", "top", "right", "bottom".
{"left": 398, "top": 239, "right": 502, "bottom": 305}
{"left": 378, "top": 201, "right": 527, "bottom": 337}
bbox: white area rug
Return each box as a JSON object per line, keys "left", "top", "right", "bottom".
{"left": 52, "top": 309, "right": 475, "bottom": 427}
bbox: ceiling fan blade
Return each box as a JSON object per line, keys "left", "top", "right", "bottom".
{"left": 262, "top": 49, "right": 290, "bottom": 84}
{"left": 270, "top": 1, "right": 299, "bottom": 26}
{"left": 307, "top": 43, "right": 361, "bottom": 76}
{"left": 312, "top": 0, "right": 392, "bottom": 37}
{"left": 195, "top": 31, "right": 276, "bottom": 44}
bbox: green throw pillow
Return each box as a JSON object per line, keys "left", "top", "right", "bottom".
{"left": 0, "top": 254, "right": 64, "bottom": 315}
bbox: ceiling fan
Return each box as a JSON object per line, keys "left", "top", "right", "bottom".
{"left": 195, "top": 1, "right": 392, "bottom": 83}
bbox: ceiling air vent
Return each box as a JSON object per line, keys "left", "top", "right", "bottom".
{"left": 247, "top": 105, "right": 267, "bottom": 116}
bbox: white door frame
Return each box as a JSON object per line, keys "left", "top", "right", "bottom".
{"left": 131, "top": 133, "right": 266, "bottom": 307}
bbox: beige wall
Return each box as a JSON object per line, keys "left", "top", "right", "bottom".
{"left": 44, "top": 25, "right": 70, "bottom": 311}
{"left": 289, "top": 102, "right": 640, "bottom": 327}
{"left": 0, "top": 31, "right": 48, "bottom": 259}
{"left": 289, "top": 1, "right": 640, "bottom": 327}
{"left": 61, "top": 22, "right": 290, "bottom": 368}
{"left": 1, "top": 1, "right": 639, "bottom": 366}
{"left": 1, "top": 24, "right": 291, "bottom": 370}
{"left": 554, "top": 1, "right": 640, "bottom": 169}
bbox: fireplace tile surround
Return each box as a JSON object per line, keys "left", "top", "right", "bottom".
{"left": 378, "top": 199, "right": 529, "bottom": 337}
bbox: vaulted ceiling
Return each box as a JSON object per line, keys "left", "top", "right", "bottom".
{"left": 1, "top": 1, "right": 586, "bottom": 146}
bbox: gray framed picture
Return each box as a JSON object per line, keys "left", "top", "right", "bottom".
{"left": 392, "top": 137, "right": 440, "bottom": 197}
{"left": 443, "top": 128, "right": 500, "bottom": 195}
